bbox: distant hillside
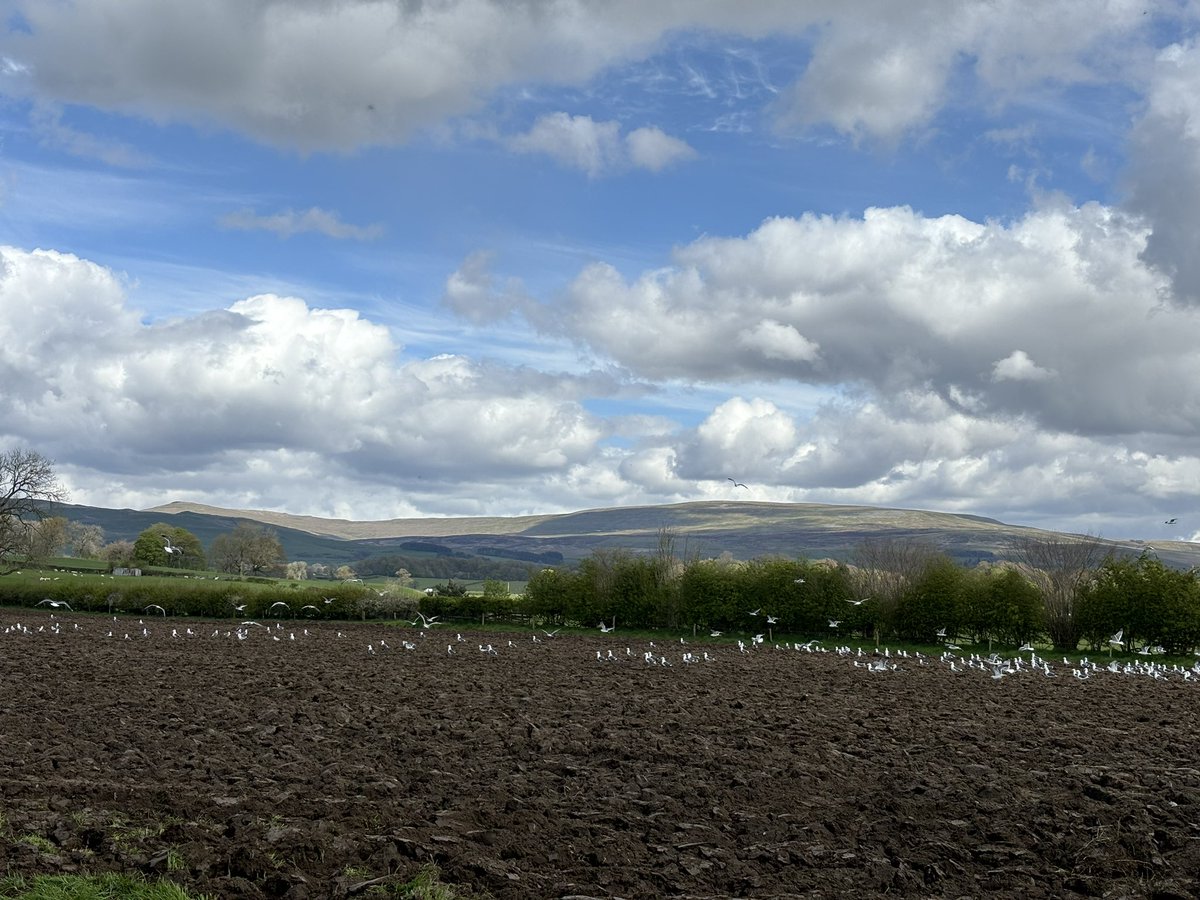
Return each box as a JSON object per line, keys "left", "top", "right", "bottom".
{"left": 94, "top": 499, "right": 1200, "bottom": 571}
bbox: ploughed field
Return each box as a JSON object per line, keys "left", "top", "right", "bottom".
{"left": 3, "top": 614, "right": 1200, "bottom": 899}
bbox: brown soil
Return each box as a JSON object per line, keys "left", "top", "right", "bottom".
{"left": 2, "top": 614, "right": 1199, "bottom": 899}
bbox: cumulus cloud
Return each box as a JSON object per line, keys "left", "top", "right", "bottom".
{"left": 4, "top": 232, "right": 1200, "bottom": 532}
{"left": 0, "top": 245, "right": 604, "bottom": 514}
{"left": 547, "top": 202, "right": 1200, "bottom": 438}
{"left": 991, "top": 350, "right": 1057, "bottom": 382}
{"left": 441, "top": 251, "right": 532, "bottom": 324}
{"left": 0, "top": 1, "right": 1161, "bottom": 150}
{"left": 507, "top": 113, "right": 695, "bottom": 176}
{"left": 624, "top": 126, "right": 698, "bottom": 172}
{"left": 219, "top": 207, "right": 384, "bottom": 240}
{"left": 1125, "top": 40, "right": 1200, "bottom": 303}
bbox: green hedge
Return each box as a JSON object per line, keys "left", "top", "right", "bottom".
{"left": 0, "top": 570, "right": 384, "bottom": 620}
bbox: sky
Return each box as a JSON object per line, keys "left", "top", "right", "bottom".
{"left": 2, "top": 0, "right": 1200, "bottom": 542}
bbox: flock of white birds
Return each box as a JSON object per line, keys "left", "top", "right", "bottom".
{"left": 3, "top": 605, "right": 1200, "bottom": 689}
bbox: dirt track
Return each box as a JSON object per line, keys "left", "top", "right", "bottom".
{"left": 2, "top": 613, "right": 1200, "bottom": 898}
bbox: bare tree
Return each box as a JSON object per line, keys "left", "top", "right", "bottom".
{"left": 851, "top": 537, "right": 940, "bottom": 643}
{"left": 211, "top": 522, "right": 286, "bottom": 575}
{"left": 65, "top": 521, "right": 106, "bottom": 558}
{"left": 1009, "top": 533, "right": 1112, "bottom": 652}
{"left": 0, "top": 448, "right": 67, "bottom": 574}
{"left": 24, "top": 516, "right": 68, "bottom": 564}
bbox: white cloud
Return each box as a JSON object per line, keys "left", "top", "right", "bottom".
{"left": 440, "top": 251, "right": 532, "bottom": 325}
{"left": 5, "top": 235, "right": 1200, "bottom": 533}
{"left": 507, "top": 113, "right": 695, "bottom": 176}
{"left": 508, "top": 112, "right": 623, "bottom": 177}
{"left": 219, "top": 207, "right": 384, "bottom": 240}
{"left": 677, "top": 397, "right": 799, "bottom": 482}
{"left": 737, "top": 320, "right": 820, "bottom": 363}
{"left": 0, "top": 245, "right": 605, "bottom": 514}
{"left": 991, "top": 350, "right": 1057, "bottom": 382}
{"left": 547, "top": 202, "right": 1200, "bottom": 438}
{"left": 624, "top": 125, "right": 698, "bottom": 171}
{"left": 0, "top": 1, "right": 1163, "bottom": 150}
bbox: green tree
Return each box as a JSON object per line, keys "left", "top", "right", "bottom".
{"left": 523, "top": 567, "right": 576, "bottom": 624}
{"left": 895, "top": 556, "right": 964, "bottom": 643}
{"left": 133, "top": 523, "right": 205, "bottom": 569}
{"left": 0, "top": 448, "right": 67, "bottom": 574}
{"left": 678, "top": 558, "right": 743, "bottom": 631}
{"left": 962, "top": 566, "right": 1044, "bottom": 647}
{"left": 1079, "top": 554, "right": 1200, "bottom": 654}
{"left": 433, "top": 578, "right": 467, "bottom": 597}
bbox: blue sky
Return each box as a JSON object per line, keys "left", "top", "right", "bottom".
{"left": 2, "top": 0, "right": 1200, "bottom": 543}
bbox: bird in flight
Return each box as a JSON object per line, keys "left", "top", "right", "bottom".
{"left": 598, "top": 621, "right": 615, "bottom": 633}
{"left": 37, "top": 599, "right": 72, "bottom": 611}
{"left": 144, "top": 605, "right": 166, "bottom": 616}
{"left": 1165, "top": 518, "right": 1178, "bottom": 525}
{"left": 846, "top": 598, "right": 870, "bottom": 606}
{"left": 727, "top": 477, "right": 748, "bottom": 489}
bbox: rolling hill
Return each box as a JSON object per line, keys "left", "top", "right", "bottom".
{"left": 44, "top": 499, "right": 1200, "bottom": 572}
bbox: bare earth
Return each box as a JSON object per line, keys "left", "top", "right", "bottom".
{"left": 2, "top": 613, "right": 1199, "bottom": 899}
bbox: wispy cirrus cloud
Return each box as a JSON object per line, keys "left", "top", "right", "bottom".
{"left": 219, "top": 207, "right": 384, "bottom": 241}
{"left": 30, "top": 103, "right": 153, "bottom": 168}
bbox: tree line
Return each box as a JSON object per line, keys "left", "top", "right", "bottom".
{"left": 520, "top": 535, "right": 1200, "bottom": 655}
